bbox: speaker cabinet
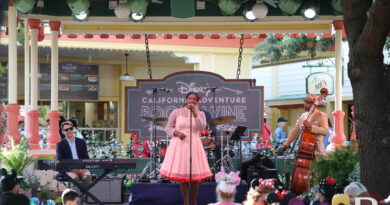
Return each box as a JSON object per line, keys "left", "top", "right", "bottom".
{"left": 87, "top": 177, "right": 124, "bottom": 204}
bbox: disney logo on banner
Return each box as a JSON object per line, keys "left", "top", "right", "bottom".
{"left": 176, "top": 81, "right": 243, "bottom": 96}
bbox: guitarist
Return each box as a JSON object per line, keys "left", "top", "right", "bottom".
{"left": 279, "top": 94, "right": 329, "bottom": 158}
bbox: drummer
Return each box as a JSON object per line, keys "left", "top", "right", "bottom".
{"left": 201, "top": 109, "right": 216, "bottom": 137}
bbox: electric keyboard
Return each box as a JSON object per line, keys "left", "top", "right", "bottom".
{"left": 56, "top": 158, "right": 137, "bottom": 171}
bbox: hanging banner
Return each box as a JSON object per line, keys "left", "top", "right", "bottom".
{"left": 39, "top": 62, "right": 99, "bottom": 101}
{"left": 125, "top": 71, "right": 264, "bottom": 141}
{"left": 306, "top": 72, "right": 334, "bottom": 95}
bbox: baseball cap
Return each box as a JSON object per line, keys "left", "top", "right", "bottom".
{"left": 277, "top": 117, "right": 288, "bottom": 123}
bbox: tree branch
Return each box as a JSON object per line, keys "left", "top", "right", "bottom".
{"left": 342, "top": 0, "right": 368, "bottom": 48}
{"left": 359, "top": 0, "right": 390, "bottom": 58}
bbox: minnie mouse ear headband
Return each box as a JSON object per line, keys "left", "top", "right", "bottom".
{"left": 0, "top": 168, "right": 20, "bottom": 192}
{"left": 258, "top": 178, "right": 275, "bottom": 188}
{"left": 266, "top": 190, "right": 296, "bottom": 205}
{"left": 215, "top": 167, "right": 240, "bottom": 194}
{"left": 319, "top": 176, "right": 337, "bottom": 197}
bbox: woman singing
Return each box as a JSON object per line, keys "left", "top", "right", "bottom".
{"left": 160, "top": 92, "right": 213, "bottom": 205}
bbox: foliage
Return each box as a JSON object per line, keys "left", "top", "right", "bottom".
{"left": 0, "top": 63, "right": 7, "bottom": 78}
{"left": 311, "top": 143, "right": 359, "bottom": 188}
{"left": 0, "top": 138, "right": 35, "bottom": 175}
{"left": 253, "top": 34, "right": 335, "bottom": 63}
{"left": 38, "top": 181, "right": 54, "bottom": 202}
{"left": 21, "top": 171, "right": 41, "bottom": 191}
{"left": 85, "top": 133, "right": 121, "bottom": 158}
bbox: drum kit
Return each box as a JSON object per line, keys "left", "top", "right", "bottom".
{"left": 138, "top": 114, "right": 242, "bottom": 180}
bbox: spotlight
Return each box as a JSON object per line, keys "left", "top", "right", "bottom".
{"left": 300, "top": 0, "right": 319, "bottom": 20}
{"left": 245, "top": 10, "right": 256, "bottom": 21}
{"left": 130, "top": 12, "right": 145, "bottom": 22}
{"left": 75, "top": 10, "right": 88, "bottom": 20}
{"left": 66, "top": 0, "right": 90, "bottom": 21}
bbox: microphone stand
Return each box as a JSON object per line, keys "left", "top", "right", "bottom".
{"left": 189, "top": 106, "right": 193, "bottom": 204}
{"left": 152, "top": 88, "right": 158, "bottom": 180}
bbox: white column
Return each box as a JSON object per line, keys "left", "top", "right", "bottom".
{"left": 335, "top": 29, "right": 343, "bottom": 111}
{"left": 8, "top": 5, "right": 17, "bottom": 104}
{"left": 50, "top": 27, "right": 59, "bottom": 110}
{"left": 24, "top": 19, "right": 30, "bottom": 134}
{"left": 30, "top": 23, "right": 39, "bottom": 110}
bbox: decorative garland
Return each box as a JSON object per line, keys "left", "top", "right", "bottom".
{"left": 253, "top": 34, "right": 336, "bottom": 63}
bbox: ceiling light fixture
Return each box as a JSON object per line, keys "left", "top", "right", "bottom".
{"left": 66, "top": 0, "right": 90, "bottom": 21}
{"left": 301, "top": 0, "right": 319, "bottom": 20}
{"left": 218, "top": 0, "right": 241, "bottom": 15}
{"left": 13, "top": 0, "right": 36, "bottom": 13}
{"left": 278, "top": 0, "right": 302, "bottom": 15}
{"left": 131, "top": 12, "right": 145, "bottom": 21}
{"left": 114, "top": 3, "right": 131, "bottom": 19}
{"left": 120, "top": 53, "right": 135, "bottom": 82}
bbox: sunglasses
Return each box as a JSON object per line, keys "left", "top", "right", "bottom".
{"left": 63, "top": 127, "right": 74, "bottom": 132}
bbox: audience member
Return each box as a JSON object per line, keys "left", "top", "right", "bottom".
{"left": 243, "top": 179, "right": 276, "bottom": 205}
{"left": 315, "top": 177, "right": 338, "bottom": 205}
{"left": 274, "top": 117, "right": 288, "bottom": 150}
{"left": 323, "top": 118, "right": 333, "bottom": 150}
{"left": 61, "top": 189, "right": 80, "bottom": 205}
{"left": 332, "top": 194, "right": 350, "bottom": 205}
{"left": 0, "top": 168, "right": 29, "bottom": 205}
{"left": 266, "top": 190, "right": 296, "bottom": 205}
{"left": 344, "top": 182, "right": 367, "bottom": 205}
{"left": 209, "top": 168, "right": 241, "bottom": 205}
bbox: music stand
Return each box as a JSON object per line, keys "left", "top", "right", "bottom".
{"left": 230, "top": 126, "right": 247, "bottom": 167}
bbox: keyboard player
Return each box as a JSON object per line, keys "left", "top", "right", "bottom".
{"left": 56, "top": 121, "right": 92, "bottom": 190}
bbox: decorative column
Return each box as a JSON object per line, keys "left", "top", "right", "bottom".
{"left": 24, "top": 19, "right": 30, "bottom": 139}
{"left": 331, "top": 20, "right": 346, "bottom": 148}
{"left": 27, "top": 19, "right": 41, "bottom": 150}
{"left": 47, "top": 21, "right": 61, "bottom": 150}
{"left": 4, "top": 1, "right": 21, "bottom": 144}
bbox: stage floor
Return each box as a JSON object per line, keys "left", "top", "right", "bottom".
{"left": 129, "top": 182, "right": 249, "bottom": 205}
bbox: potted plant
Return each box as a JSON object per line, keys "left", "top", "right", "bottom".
{"left": 311, "top": 143, "right": 359, "bottom": 188}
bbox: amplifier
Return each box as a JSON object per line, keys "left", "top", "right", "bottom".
{"left": 87, "top": 177, "right": 124, "bottom": 204}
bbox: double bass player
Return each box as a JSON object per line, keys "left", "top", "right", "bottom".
{"left": 279, "top": 94, "right": 329, "bottom": 158}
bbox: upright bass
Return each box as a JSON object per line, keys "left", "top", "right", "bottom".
{"left": 286, "top": 88, "right": 328, "bottom": 195}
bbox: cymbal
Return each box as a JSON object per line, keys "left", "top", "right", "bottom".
{"left": 140, "top": 116, "right": 168, "bottom": 127}
{"left": 207, "top": 116, "right": 235, "bottom": 126}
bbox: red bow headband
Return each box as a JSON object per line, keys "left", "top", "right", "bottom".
{"left": 259, "top": 178, "right": 274, "bottom": 188}
{"left": 326, "top": 176, "right": 336, "bottom": 186}
{"left": 275, "top": 190, "right": 287, "bottom": 200}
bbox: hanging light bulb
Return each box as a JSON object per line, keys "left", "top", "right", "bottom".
{"left": 131, "top": 12, "right": 145, "bottom": 21}
{"left": 120, "top": 53, "right": 135, "bottom": 82}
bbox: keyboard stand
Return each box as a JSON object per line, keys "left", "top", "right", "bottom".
{"left": 58, "top": 169, "right": 111, "bottom": 205}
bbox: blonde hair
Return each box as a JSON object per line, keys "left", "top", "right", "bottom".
{"left": 217, "top": 189, "right": 236, "bottom": 202}
{"left": 243, "top": 186, "right": 276, "bottom": 205}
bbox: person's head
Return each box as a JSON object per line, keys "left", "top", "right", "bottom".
{"left": 304, "top": 94, "right": 317, "bottom": 111}
{"left": 61, "top": 189, "right": 80, "bottom": 205}
{"left": 264, "top": 113, "right": 267, "bottom": 124}
{"left": 18, "top": 121, "right": 24, "bottom": 129}
{"left": 277, "top": 117, "right": 288, "bottom": 128}
{"left": 344, "top": 182, "right": 367, "bottom": 205}
{"left": 266, "top": 190, "right": 296, "bottom": 205}
{"left": 61, "top": 121, "right": 75, "bottom": 140}
{"left": 332, "top": 194, "right": 350, "bottom": 205}
{"left": 185, "top": 92, "right": 199, "bottom": 107}
{"left": 1, "top": 168, "right": 20, "bottom": 194}
{"left": 215, "top": 170, "right": 240, "bottom": 202}
{"left": 244, "top": 183, "right": 276, "bottom": 205}
{"left": 317, "top": 177, "right": 338, "bottom": 203}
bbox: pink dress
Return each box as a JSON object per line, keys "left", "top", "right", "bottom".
{"left": 160, "top": 107, "right": 213, "bottom": 182}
